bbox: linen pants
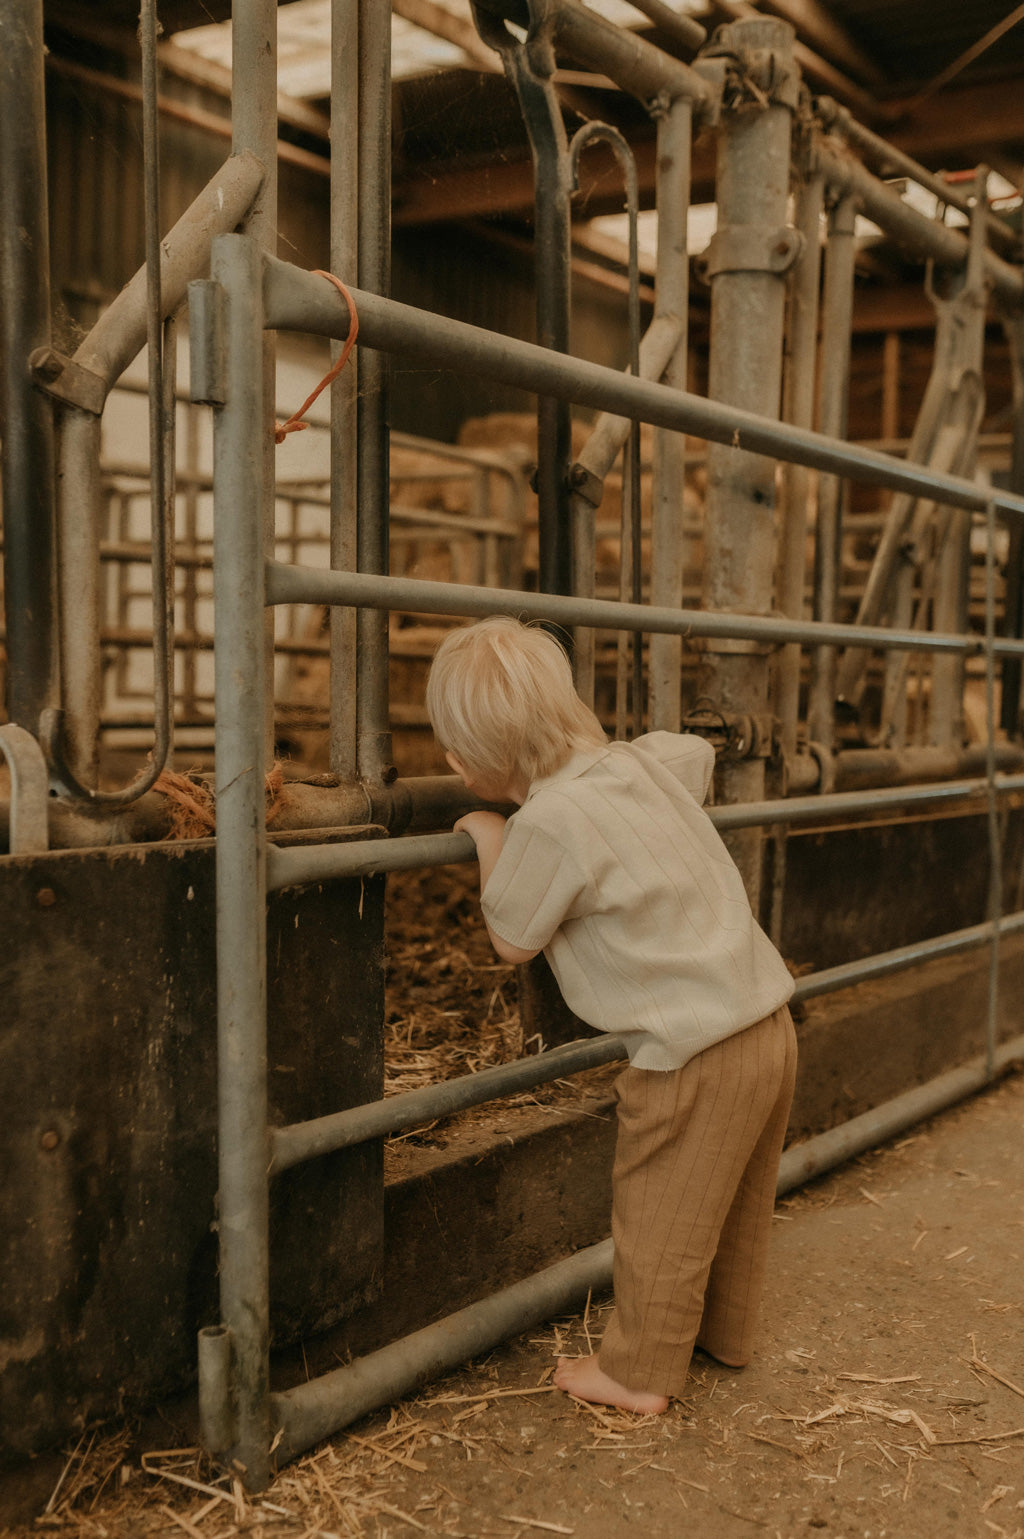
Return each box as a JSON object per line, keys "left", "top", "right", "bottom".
{"left": 598, "top": 1004, "right": 797, "bottom": 1399}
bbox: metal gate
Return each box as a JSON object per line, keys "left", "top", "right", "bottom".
{"left": 5, "top": 0, "right": 1024, "bottom": 1490}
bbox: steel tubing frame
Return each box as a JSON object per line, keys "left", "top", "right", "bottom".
{"left": 199, "top": 0, "right": 1024, "bottom": 1466}
{"left": 205, "top": 219, "right": 1024, "bottom": 1487}
{"left": 0, "top": 0, "right": 58, "bottom": 732}
{"left": 700, "top": 17, "right": 797, "bottom": 902}
{"left": 263, "top": 257, "right": 1024, "bottom": 526}
{"left": 816, "top": 142, "right": 1023, "bottom": 308}
{"left": 648, "top": 96, "right": 692, "bottom": 734}
{"left": 330, "top": 0, "right": 360, "bottom": 778}
{"left": 776, "top": 167, "right": 825, "bottom": 760}
{"left": 208, "top": 233, "right": 273, "bottom": 1489}
{"left": 354, "top": 0, "right": 394, "bottom": 786}
{"left": 569, "top": 312, "right": 682, "bottom": 704}
{"left": 809, "top": 192, "right": 857, "bottom": 750}
{"left": 267, "top": 1018, "right": 1024, "bottom": 1463}
{"left": 814, "top": 95, "right": 1019, "bottom": 254}
{"left": 267, "top": 904, "right": 1024, "bottom": 1177}
{"left": 46, "top": 152, "right": 264, "bottom": 787}
{"left": 265, "top": 563, "right": 1024, "bottom": 662}
{"left": 268, "top": 1016, "right": 1024, "bottom": 1465}
{"left": 263, "top": 772, "right": 1024, "bottom": 898}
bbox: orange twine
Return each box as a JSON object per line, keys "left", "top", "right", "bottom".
{"left": 274, "top": 270, "right": 359, "bottom": 444}
{"left": 153, "top": 763, "right": 287, "bottom": 839}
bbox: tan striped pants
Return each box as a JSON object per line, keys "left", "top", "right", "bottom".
{"left": 598, "top": 1004, "right": 798, "bottom": 1399}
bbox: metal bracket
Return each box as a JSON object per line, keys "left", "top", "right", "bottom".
{"left": 28, "top": 346, "right": 107, "bottom": 416}
{"left": 699, "top": 224, "right": 804, "bottom": 279}
{"left": 0, "top": 724, "right": 50, "bottom": 854}
{"left": 568, "top": 461, "right": 604, "bottom": 508}
{"left": 188, "top": 279, "right": 227, "bottom": 406}
{"left": 682, "top": 704, "right": 776, "bottom": 760}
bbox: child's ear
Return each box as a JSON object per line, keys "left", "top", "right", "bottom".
{"left": 445, "top": 750, "right": 467, "bottom": 781}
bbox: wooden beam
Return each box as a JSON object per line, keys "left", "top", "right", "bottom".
{"left": 394, "top": 133, "right": 718, "bottom": 225}
{"left": 392, "top": 0, "right": 502, "bottom": 74}
{"left": 886, "top": 74, "right": 1024, "bottom": 164}
{"left": 761, "top": 0, "right": 886, "bottom": 86}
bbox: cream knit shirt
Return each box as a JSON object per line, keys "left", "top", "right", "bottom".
{"left": 481, "top": 732, "right": 795, "bottom": 1071}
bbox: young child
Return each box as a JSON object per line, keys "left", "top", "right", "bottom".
{"left": 426, "top": 616, "right": 797, "bottom": 1414}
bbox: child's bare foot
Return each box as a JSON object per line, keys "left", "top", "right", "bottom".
{"left": 553, "top": 1355, "right": 669, "bottom": 1414}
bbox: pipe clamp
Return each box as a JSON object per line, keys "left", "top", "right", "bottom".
{"left": 700, "top": 224, "right": 804, "bottom": 278}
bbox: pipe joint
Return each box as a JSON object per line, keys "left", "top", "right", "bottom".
{"left": 699, "top": 223, "right": 804, "bottom": 280}
{"left": 28, "top": 348, "right": 107, "bottom": 416}
{"left": 704, "top": 19, "right": 800, "bottom": 113}
{"left": 681, "top": 705, "right": 775, "bottom": 761}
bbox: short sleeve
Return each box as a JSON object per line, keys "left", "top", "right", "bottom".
{"left": 481, "top": 811, "right": 589, "bottom": 954}
{"left": 631, "top": 731, "right": 715, "bottom": 804}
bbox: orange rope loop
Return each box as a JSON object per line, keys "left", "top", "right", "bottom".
{"left": 274, "top": 271, "right": 359, "bottom": 444}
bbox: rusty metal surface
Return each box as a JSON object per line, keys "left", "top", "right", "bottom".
{"left": 0, "top": 839, "right": 384, "bottom": 1462}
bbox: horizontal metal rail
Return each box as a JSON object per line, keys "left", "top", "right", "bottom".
{"left": 270, "top": 1033, "right": 625, "bottom": 1173}
{"left": 709, "top": 772, "right": 1024, "bottom": 829}
{"left": 267, "top": 773, "right": 1024, "bottom": 895}
{"left": 269, "top": 903, "right": 1024, "bottom": 1174}
{"left": 263, "top": 256, "right": 1024, "bottom": 524}
{"left": 265, "top": 563, "right": 1024, "bottom": 660}
{"left": 794, "top": 910, "right": 1024, "bottom": 1001}
{"left": 268, "top": 1023, "right": 1024, "bottom": 1464}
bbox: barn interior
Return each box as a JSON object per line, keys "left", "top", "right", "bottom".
{"left": 3, "top": 0, "right": 1024, "bottom": 1494}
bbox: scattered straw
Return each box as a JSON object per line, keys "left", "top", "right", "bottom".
{"left": 499, "top": 1517, "right": 574, "bottom": 1534}
{"left": 968, "top": 1337, "right": 1024, "bottom": 1402}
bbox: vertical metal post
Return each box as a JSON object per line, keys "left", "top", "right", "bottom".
{"left": 210, "top": 232, "right": 271, "bottom": 1490}
{"left": 55, "top": 413, "right": 103, "bottom": 783}
{"left": 775, "top": 166, "right": 824, "bottom": 759}
{"left": 929, "top": 174, "right": 988, "bottom": 750}
{"left": 769, "top": 160, "right": 823, "bottom": 948}
{"left": 1000, "top": 311, "right": 1024, "bottom": 737}
{"left": 0, "top": 0, "right": 58, "bottom": 729}
{"left": 808, "top": 192, "right": 857, "bottom": 749}
{"left": 356, "top": 0, "right": 394, "bottom": 784}
{"left": 330, "top": 0, "right": 360, "bottom": 778}
{"left": 983, "top": 498, "right": 1001, "bottom": 1082}
{"left": 502, "top": 25, "right": 574, "bottom": 599}
{"left": 232, "top": 0, "right": 279, "bottom": 770}
{"left": 649, "top": 96, "right": 692, "bottom": 733}
{"left": 700, "top": 17, "right": 798, "bottom": 906}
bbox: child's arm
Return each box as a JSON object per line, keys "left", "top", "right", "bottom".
{"left": 454, "top": 811, "right": 541, "bottom": 965}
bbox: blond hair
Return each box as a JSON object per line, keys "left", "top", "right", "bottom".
{"left": 426, "top": 616, "right": 606, "bottom": 787}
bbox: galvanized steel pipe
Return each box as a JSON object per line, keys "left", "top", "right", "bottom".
{"left": 817, "top": 142, "right": 1024, "bottom": 308}
{"left": 356, "top": 0, "right": 394, "bottom": 784}
{"left": 809, "top": 193, "right": 857, "bottom": 749}
{"left": 263, "top": 257, "right": 1024, "bottom": 524}
{"left": 209, "top": 232, "right": 273, "bottom": 1491}
{"left": 330, "top": 0, "right": 361, "bottom": 777}
{"left": 266, "top": 1024, "right": 1024, "bottom": 1462}
{"left": 0, "top": 0, "right": 58, "bottom": 730}
{"left": 264, "top": 562, "right": 1024, "bottom": 659}
{"left": 648, "top": 96, "right": 693, "bottom": 733}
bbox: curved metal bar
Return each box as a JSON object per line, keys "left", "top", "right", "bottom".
{"left": 41, "top": 2, "right": 177, "bottom": 807}
{"left": 0, "top": 725, "right": 50, "bottom": 855}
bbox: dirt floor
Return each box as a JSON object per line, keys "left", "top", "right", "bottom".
{"left": 3, "top": 1063, "right": 1023, "bottom": 1539}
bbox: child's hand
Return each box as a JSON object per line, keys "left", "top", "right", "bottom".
{"left": 454, "top": 810, "right": 507, "bottom": 845}
{"left": 454, "top": 811, "right": 539, "bottom": 965}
